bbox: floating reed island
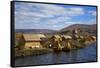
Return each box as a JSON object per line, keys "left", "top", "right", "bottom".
{"left": 15, "top": 29, "right": 96, "bottom": 57}
{"left": 42, "top": 35, "right": 96, "bottom": 52}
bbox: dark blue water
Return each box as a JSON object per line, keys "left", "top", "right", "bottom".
{"left": 15, "top": 43, "right": 97, "bottom": 66}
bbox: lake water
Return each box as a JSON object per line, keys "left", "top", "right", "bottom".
{"left": 15, "top": 43, "right": 97, "bottom": 66}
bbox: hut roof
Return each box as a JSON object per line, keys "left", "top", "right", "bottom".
{"left": 53, "top": 35, "right": 61, "bottom": 38}
{"left": 24, "top": 34, "right": 46, "bottom": 41}
{"left": 61, "top": 35, "right": 72, "bottom": 39}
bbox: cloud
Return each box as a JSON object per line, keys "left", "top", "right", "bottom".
{"left": 88, "top": 11, "right": 96, "bottom": 16}
{"left": 15, "top": 2, "right": 95, "bottom": 30}
{"left": 68, "top": 7, "right": 84, "bottom": 16}
{"left": 15, "top": 2, "right": 85, "bottom": 17}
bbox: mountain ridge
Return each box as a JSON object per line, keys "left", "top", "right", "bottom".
{"left": 15, "top": 24, "right": 96, "bottom": 35}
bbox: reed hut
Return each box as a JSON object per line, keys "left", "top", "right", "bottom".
{"left": 90, "top": 36, "right": 96, "bottom": 41}
{"left": 49, "top": 35, "right": 63, "bottom": 52}
{"left": 61, "top": 35, "right": 72, "bottom": 40}
{"left": 15, "top": 33, "right": 25, "bottom": 50}
{"left": 24, "top": 34, "right": 46, "bottom": 49}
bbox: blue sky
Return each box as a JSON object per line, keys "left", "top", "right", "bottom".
{"left": 15, "top": 2, "right": 96, "bottom": 30}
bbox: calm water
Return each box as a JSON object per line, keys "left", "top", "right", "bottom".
{"left": 15, "top": 43, "right": 97, "bottom": 66}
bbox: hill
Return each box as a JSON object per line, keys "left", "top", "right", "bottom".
{"left": 15, "top": 24, "right": 97, "bottom": 36}
{"left": 60, "top": 24, "right": 97, "bottom": 36}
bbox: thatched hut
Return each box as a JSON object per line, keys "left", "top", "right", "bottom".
{"left": 61, "top": 35, "right": 72, "bottom": 40}
{"left": 24, "top": 34, "right": 46, "bottom": 49}
{"left": 48, "top": 35, "right": 63, "bottom": 52}
{"left": 90, "top": 36, "right": 96, "bottom": 41}
{"left": 15, "top": 33, "right": 25, "bottom": 50}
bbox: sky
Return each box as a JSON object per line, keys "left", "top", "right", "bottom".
{"left": 15, "top": 2, "right": 97, "bottom": 30}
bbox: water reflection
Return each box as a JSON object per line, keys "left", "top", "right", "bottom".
{"left": 15, "top": 43, "right": 97, "bottom": 66}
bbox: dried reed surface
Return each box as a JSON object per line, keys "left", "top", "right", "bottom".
{"left": 15, "top": 33, "right": 96, "bottom": 58}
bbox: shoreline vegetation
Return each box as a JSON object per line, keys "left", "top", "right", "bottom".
{"left": 15, "top": 29, "right": 96, "bottom": 58}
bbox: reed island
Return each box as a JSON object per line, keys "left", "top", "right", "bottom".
{"left": 15, "top": 28, "right": 96, "bottom": 58}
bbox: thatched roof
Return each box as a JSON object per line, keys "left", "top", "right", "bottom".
{"left": 61, "top": 35, "right": 72, "bottom": 39}
{"left": 53, "top": 35, "right": 61, "bottom": 38}
{"left": 24, "top": 34, "right": 46, "bottom": 42}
